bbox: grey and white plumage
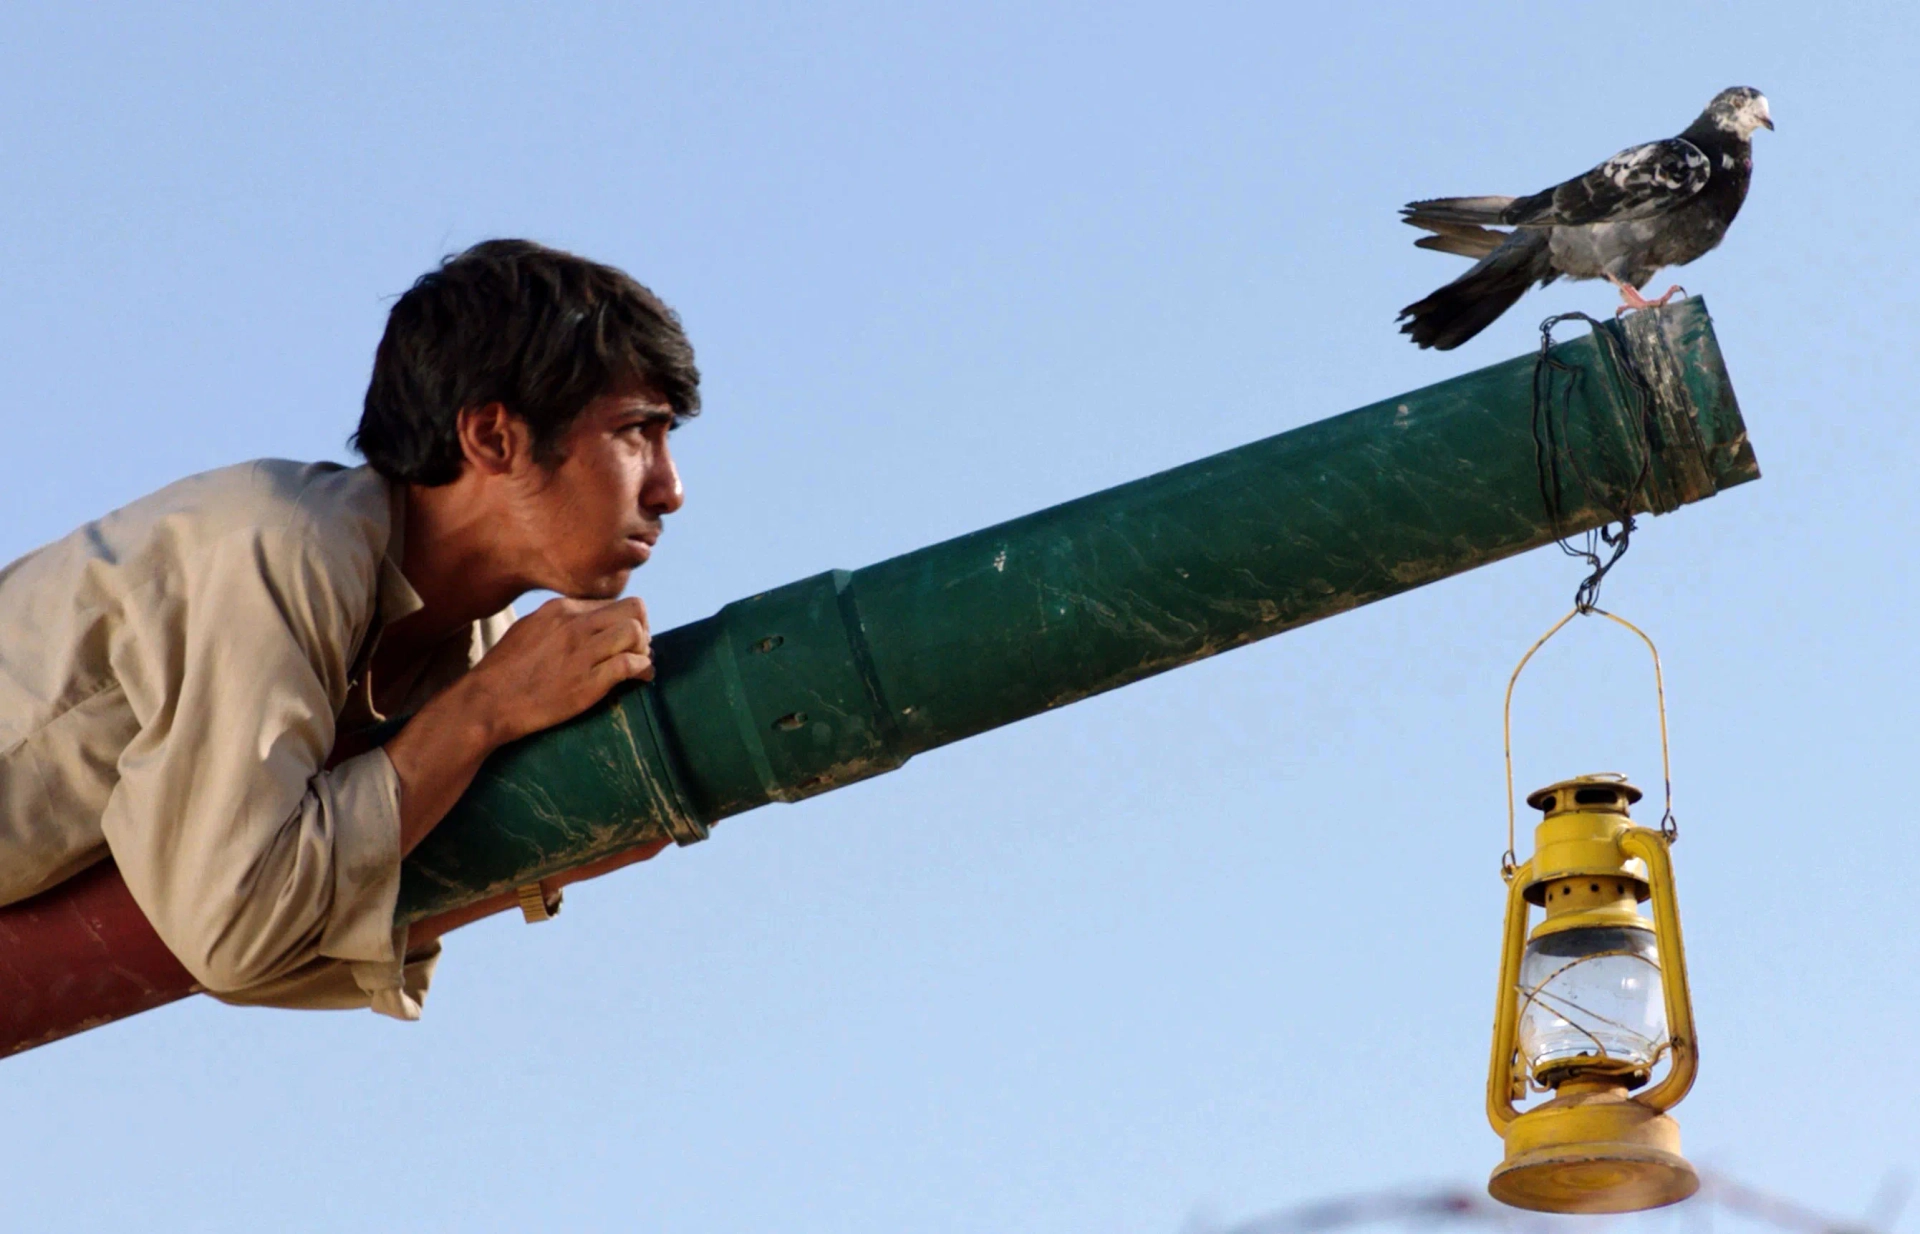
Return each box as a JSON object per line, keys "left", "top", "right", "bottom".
{"left": 1397, "top": 87, "right": 1773, "bottom": 350}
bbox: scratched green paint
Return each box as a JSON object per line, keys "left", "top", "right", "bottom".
{"left": 397, "top": 299, "right": 1759, "bottom": 920}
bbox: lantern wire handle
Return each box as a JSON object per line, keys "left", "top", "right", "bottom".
{"left": 1502, "top": 606, "right": 1677, "bottom": 879}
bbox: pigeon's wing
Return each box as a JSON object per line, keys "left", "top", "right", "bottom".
{"left": 1508, "top": 138, "right": 1712, "bottom": 227}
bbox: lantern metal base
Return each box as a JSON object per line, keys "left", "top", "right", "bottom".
{"left": 1489, "top": 1084, "right": 1699, "bottom": 1215}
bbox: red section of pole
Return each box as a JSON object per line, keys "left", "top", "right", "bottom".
{"left": 0, "top": 727, "right": 383, "bottom": 1058}
{"left": 0, "top": 861, "right": 197, "bottom": 1057}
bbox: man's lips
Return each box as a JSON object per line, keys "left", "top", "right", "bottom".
{"left": 624, "top": 534, "right": 657, "bottom": 564}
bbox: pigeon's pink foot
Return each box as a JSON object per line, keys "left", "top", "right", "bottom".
{"left": 1607, "top": 277, "right": 1686, "bottom": 316}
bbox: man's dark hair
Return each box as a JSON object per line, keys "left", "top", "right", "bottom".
{"left": 353, "top": 238, "right": 700, "bottom": 485}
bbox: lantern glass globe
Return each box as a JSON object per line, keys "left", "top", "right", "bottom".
{"left": 1517, "top": 925, "right": 1666, "bottom": 1079}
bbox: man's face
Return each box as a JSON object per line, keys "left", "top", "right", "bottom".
{"left": 511, "top": 380, "right": 684, "bottom": 599}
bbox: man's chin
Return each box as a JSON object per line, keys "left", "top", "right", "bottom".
{"left": 569, "top": 569, "right": 633, "bottom": 600}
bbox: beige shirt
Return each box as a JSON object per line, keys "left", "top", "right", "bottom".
{"left": 0, "top": 460, "right": 512, "bottom": 1019}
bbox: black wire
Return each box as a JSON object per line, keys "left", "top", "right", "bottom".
{"left": 1532, "top": 312, "right": 1659, "bottom": 613}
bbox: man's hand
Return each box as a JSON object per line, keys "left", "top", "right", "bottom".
{"left": 458, "top": 596, "right": 655, "bottom": 747}
{"left": 384, "top": 596, "right": 655, "bottom": 855}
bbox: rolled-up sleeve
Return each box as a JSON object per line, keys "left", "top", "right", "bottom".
{"left": 99, "top": 521, "right": 409, "bottom": 1006}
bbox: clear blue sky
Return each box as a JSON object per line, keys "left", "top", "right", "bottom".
{"left": 2, "top": 4, "right": 1914, "bottom": 1232}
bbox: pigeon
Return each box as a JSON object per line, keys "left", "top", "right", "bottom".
{"left": 1397, "top": 87, "right": 1772, "bottom": 350}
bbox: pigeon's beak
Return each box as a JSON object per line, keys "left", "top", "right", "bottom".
{"left": 1761, "top": 114, "right": 1774, "bottom": 131}
{"left": 1759, "top": 100, "right": 1774, "bottom": 131}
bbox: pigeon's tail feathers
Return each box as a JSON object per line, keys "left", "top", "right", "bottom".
{"left": 1415, "top": 231, "right": 1506, "bottom": 259}
{"left": 1407, "top": 218, "right": 1511, "bottom": 260}
{"left": 1398, "top": 228, "right": 1555, "bottom": 350}
{"left": 1401, "top": 195, "right": 1521, "bottom": 227}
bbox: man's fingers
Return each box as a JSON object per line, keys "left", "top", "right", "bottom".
{"left": 585, "top": 617, "right": 650, "bottom": 662}
{"left": 576, "top": 595, "right": 651, "bottom": 636}
{"left": 593, "top": 651, "right": 653, "bottom": 691}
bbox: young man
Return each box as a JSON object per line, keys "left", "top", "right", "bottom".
{"left": 0, "top": 239, "right": 695, "bottom": 1019}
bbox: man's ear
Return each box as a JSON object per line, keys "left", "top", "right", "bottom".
{"left": 454, "top": 403, "right": 531, "bottom": 477}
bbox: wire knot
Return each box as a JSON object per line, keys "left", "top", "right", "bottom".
{"left": 1570, "top": 515, "right": 1635, "bottom": 614}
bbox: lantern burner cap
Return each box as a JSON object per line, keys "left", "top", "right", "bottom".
{"left": 1527, "top": 774, "right": 1643, "bottom": 816}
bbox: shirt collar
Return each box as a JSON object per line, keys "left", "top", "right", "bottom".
{"left": 377, "top": 478, "right": 425, "bottom": 626}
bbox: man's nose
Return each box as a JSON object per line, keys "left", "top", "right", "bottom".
{"left": 644, "top": 443, "right": 684, "bottom": 516}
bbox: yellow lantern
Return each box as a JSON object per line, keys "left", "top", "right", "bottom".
{"left": 1486, "top": 610, "right": 1698, "bottom": 1215}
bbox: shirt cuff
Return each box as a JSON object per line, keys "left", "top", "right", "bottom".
{"left": 211, "top": 934, "right": 443, "bottom": 1020}
{"left": 351, "top": 926, "right": 440, "bottom": 1021}
{"left": 315, "top": 747, "right": 405, "bottom": 966}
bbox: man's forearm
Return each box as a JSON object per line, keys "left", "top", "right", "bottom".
{"left": 381, "top": 675, "right": 504, "bottom": 856}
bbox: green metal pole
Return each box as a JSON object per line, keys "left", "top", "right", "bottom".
{"left": 399, "top": 299, "right": 1758, "bottom": 919}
